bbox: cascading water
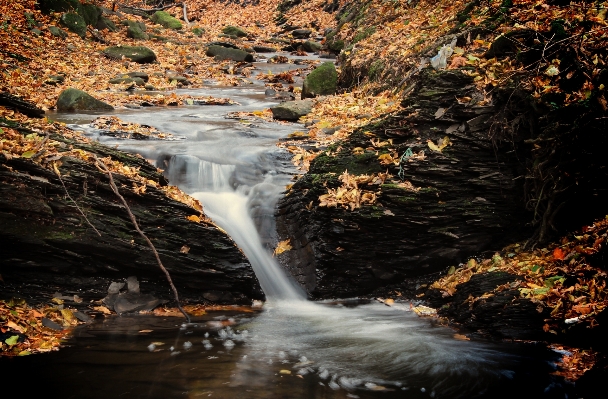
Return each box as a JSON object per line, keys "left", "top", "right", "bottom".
{"left": 33, "top": 58, "right": 572, "bottom": 399}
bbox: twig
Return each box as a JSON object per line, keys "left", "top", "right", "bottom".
{"left": 54, "top": 164, "right": 102, "bottom": 237}
{"left": 94, "top": 156, "right": 191, "bottom": 323}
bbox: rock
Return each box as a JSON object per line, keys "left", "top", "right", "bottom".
{"left": 167, "top": 75, "right": 191, "bottom": 85}
{"left": 144, "top": 84, "right": 155, "bottom": 91}
{"left": 253, "top": 45, "right": 277, "bottom": 53}
{"left": 302, "top": 40, "right": 322, "bottom": 52}
{"left": 0, "top": 129, "right": 262, "bottom": 304}
{"left": 121, "top": 19, "right": 146, "bottom": 31}
{"left": 207, "top": 41, "right": 240, "bottom": 49}
{"left": 127, "top": 25, "right": 149, "bottom": 40}
{"left": 56, "top": 88, "right": 114, "bottom": 111}
{"left": 60, "top": 12, "right": 87, "bottom": 38}
{"left": 302, "top": 61, "right": 337, "bottom": 99}
{"left": 103, "top": 277, "right": 163, "bottom": 313}
{"left": 264, "top": 88, "right": 277, "bottom": 97}
{"left": 41, "top": 318, "right": 63, "bottom": 331}
{"left": 191, "top": 27, "right": 204, "bottom": 37}
{"left": 103, "top": 45, "right": 157, "bottom": 63}
{"left": 292, "top": 28, "right": 312, "bottom": 39}
{"left": 108, "top": 77, "right": 146, "bottom": 86}
{"left": 45, "top": 75, "right": 65, "bottom": 85}
{"left": 48, "top": 25, "right": 68, "bottom": 38}
{"left": 221, "top": 25, "right": 248, "bottom": 38}
{"left": 327, "top": 38, "right": 344, "bottom": 53}
{"left": 76, "top": 2, "right": 102, "bottom": 26}
{"left": 126, "top": 72, "right": 149, "bottom": 82}
{"left": 151, "top": 11, "right": 182, "bottom": 30}
{"left": 206, "top": 45, "right": 254, "bottom": 62}
{"left": 270, "top": 99, "right": 313, "bottom": 121}
{"left": 0, "top": 92, "right": 45, "bottom": 118}
{"left": 96, "top": 16, "right": 117, "bottom": 32}
{"left": 31, "top": 28, "right": 42, "bottom": 36}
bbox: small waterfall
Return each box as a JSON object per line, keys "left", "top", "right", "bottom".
{"left": 186, "top": 154, "right": 305, "bottom": 302}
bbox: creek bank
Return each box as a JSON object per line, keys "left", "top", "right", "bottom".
{"left": 0, "top": 120, "right": 262, "bottom": 306}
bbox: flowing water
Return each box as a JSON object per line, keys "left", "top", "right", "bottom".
{"left": 1, "top": 56, "right": 574, "bottom": 398}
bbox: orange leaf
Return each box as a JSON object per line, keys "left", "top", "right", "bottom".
{"left": 553, "top": 247, "right": 565, "bottom": 260}
{"left": 572, "top": 304, "right": 592, "bottom": 315}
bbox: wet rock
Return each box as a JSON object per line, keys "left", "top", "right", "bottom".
{"left": 126, "top": 71, "right": 149, "bottom": 82}
{"left": 270, "top": 99, "right": 313, "bottom": 121}
{"left": 253, "top": 45, "right": 277, "bottom": 53}
{"left": 151, "top": 11, "right": 182, "bottom": 30}
{"left": 103, "top": 45, "right": 157, "bottom": 63}
{"left": 207, "top": 41, "right": 240, "bottom": 49}
{"left": 264, "top": 88, "right": 277, "bottom": 97}
{"left": 56, "top": 88, "right": 114, "bottom": 111}
{"left": 48, "top": 25, "right": 68, "bottom": 38}
{"left": 103, "top": 277, "right": 163, "bottom": 314}
{"left": 302, "top": 40, "right": 322, "bottom": 52}
{"left": 292, "top": 28, "right": 312, "bottom": 39}
{"left": 60, "top": 12, "right": 86, "bottom": 38}
{"left": 41, "top": 318, "right": 63, "bottom": 331}
{"left": 167, "top": 75, "right": 191, "bottom": 85}
{"left": 0, "top": 131, "right": 262, "bottom": 304}
{"left": 302, "top": 61, "right": 337, "bottom": 99}
{"left": 108, "top": 76, "right": 146, "bottom": 86}
{"left": 221, "top": 25, "right": 248, "bottom": 38}
{"left": 206, "top": 45, "right": 254, "bottom": 62}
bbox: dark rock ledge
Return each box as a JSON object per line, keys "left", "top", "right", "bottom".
{"left": 0, "top": 129, "right": 263, "bottom": 306}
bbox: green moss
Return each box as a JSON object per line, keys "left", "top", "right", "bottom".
{"left": 328, "top": 38, "right": 344, "bottom": 52}
{"left": 352, "top": 26, "right": 376, "bottom": 44}
{"left": 151, "top": 11, "right": 182, "bottom": 30}
{"left": 368, "top": 59, "right": 384, "bottom": 81}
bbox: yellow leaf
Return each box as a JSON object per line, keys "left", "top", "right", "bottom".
{"left": 93, "top": 306, "right": 112, "bottom": 315}
{"left": 60, "top": 308, "right": 75, "bottom": 323}
{"left": 187, "top": 215, "right": 201, "bottom": 223}
{"left": 427, "top": 136, "right": 452, "bottom": 152}
{"left": 274, "top": 239, "right": 292, "bottom": 256}
{"left": 7, "top": 321, "right": 24, "bottom": 333}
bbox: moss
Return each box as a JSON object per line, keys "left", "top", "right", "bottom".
{"left": 352, "top": 26, "right": 376, "bottom": 44}
{"left": 151, "top": 11, "right": 182, "bottom": 30}
{"left": 310, "top": 152, "right": 382, "bottom": 175}
{"left": 328, "top": 39, "right": 344, "bottom": 52}
{"left": 368, "top": 59, "right": 384, "bottom": 81}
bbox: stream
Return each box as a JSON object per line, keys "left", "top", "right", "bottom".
{"left": 1, "top": 55, "right": 574, "bottom": 398}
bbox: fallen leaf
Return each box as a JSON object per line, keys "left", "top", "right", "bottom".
{"left": 187, "top": 215, "right": 201, "bottom": 223}
{"left": 180, "top": 245, "right": 190, "bottom": 254}
{"left": 139, "top": 329, "right": 153, "bottom": 333}
{"left": 274, "top": 239, "right": 292, "bottom": 255}
{"left": 93, "top": 306, "right": 112, "bottom": 315}
{"left": 4, "top": 335, "right": 19, "bottom": 346}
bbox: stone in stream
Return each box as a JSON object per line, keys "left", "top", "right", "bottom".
{"left": 108, "top": 76, "right": 146, "bottom": 86}
{"left": 253, "top": 45, "right": 278, "bottom": 53}
{"left": 56, "top": 88, "right": 114, "bottom": 111}
{"left": 270, "top": 99, "right": 313, "bottom": 121}
{"left": 60, "top": 12, "right": 87, "bottom": 38}
{"left": 151, "top": 11, "right": 182, "bottom": 30}
{"left": 206, "top": 45, "right": 254, "bottom": 62}
{"left": 126, "top": 71, "right": 149, "bottom": 82}
{"left": 302, "top": 40, "right": 322, "bottom": 52}
{"left": 301, "top": 61, "right": 337, "bottom": 99}
{"left": 102, "top": 276, "right": 164, "bottom": 314}
{"left": 221, "top": 25, "right": 248, "bottom": 38}
{"left": 291, "top": 28, "right": 312, "bottom": 39}
{"left": 103, "top": 45, "right": 157, "bottom": 63}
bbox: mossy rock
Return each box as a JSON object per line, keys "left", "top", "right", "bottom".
{"left": 48, "top": 25, "right": 67, "bottom": 38}
{"left": 327, "top": 38, "right": 344, "bottom": 53}
{"left": 103, "top": 46, "right": 157, "bottom": 63}
{"left": 151, "top": 11, "right": 182, "bottom": 30}
{"left": 191, "top": 27, "right": 204, "bottom": 37}
{"left": 108, "top": 77, "right": 146, "bottom": 86}
{"left": 222, "top": 25, "right": 248, "bottom": 38}
{"left": 56, "top": 88, "right": 113, "bottom": 111}
{"left": 76, "top": 2, "right": 101, "bottom": 26}
{"left": 302, "top": 41, "right": 322, "bottom": 52}
{"left": 302, "top": 62, "right": 337, "bottom": 99}
{"left": 127, "top": 25, "right": 148, "bottom": 40}
{"left": 96, "top": 16, "right": 117, "bottom": 32}
{"left": 270, "top": 99, "right": 313, "bottom": 121}
{"left": 60, "top": 12, "right": 86, "bottom": 38}
{"left": 205, "top": 45, "right": 253, "bottom": 62}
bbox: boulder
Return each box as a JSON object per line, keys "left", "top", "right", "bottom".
{"left": 302, "top": 61, "right": 337, "bottom": 99}
{"left": 151, "top": 11, "right": 182, "bottom": 30}
{"left": 292, "top": 28, "right": 312, "bottom": 39}
{"left": 96, "top": 16, "right": 118, "bottom": 32}
{"left": 56, "top": 88, "right": 114, "bottom": 111}
{"left": 121, "top": 20, "right": 146, "bottom": 31}
{"left": 206, "top": 45, "right": 254, "bottom": 62}
{"left": 126, "top": 72, "right": 149, "bottom": 82}
{"left": 76, "top": 2, "right": 101, "bottom": 26}
{"left": 108, "top": 77, "right": 146, "bottom": 86}
{"left": 48, "top": 25, "right": 68, "bottom": 38}
{"left": 127, "top": 25, "right": 148, "bottom": 40}
{"left": 270, "top": 99, "right": 313, "bottom": 121}
{"left": 253, "top": 45, "right": 277, "bottom": 53}
{"left": 221, "top": 25, "right": 248, "bottom": 38}
{"left": 167, "top": 75, "right": 191, "bottom": 85}
{"left": 302, "top": 40, "right": 322, "bottom": 52}
{"left": 60, "top": 12, "right": 87, "bottom": 38}
{"left": 103, "top": 46, "right": 157, "bottom": 63}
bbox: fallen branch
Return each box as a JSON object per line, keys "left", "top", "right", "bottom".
{"left": 94, "top": 156, "right": 191, "bottom": 322}
{"left": 53, "top": 162, "right": 102, "bottom": 237}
